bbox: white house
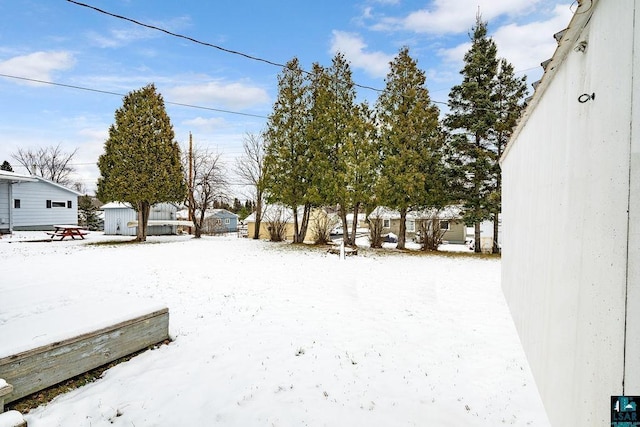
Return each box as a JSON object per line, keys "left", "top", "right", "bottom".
{"left": 0, "top": 171, "right": 82, "bottom": 232}
{"left": 102, "top": 202, "right": 178, "bottom": 236}
{"left": 501, "top": 1, "right": 639, "bottom": 425}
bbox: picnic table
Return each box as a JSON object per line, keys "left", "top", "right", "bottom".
{"left": 47, "top": 225, "right": 88, "bottom": 241}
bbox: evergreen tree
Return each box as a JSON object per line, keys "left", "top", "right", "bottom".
{"left": 0, "top": 160, "right": 13, "bottom": 172}
{"left": 489, "top": 59, "right": 527, "bottom": 252}
{"left": 344, "top": 101, "right": 379, "bottom": 246}
{"left": 375, "top": 47, "right": 443, "bottom": 249}
{"left": 264, "top": 58, "right": 313, "bottom": 243}
{"left": 307, "top": 53, "right": 364, "bottom": 245}
{"left": 97, "top": 84, "right": 185, "bottom": 242}
{"left": 78, "top": 195, "right": 101, "bottom": 231}
{"left": 445, "top": 15, "right": 499, "bottom": 253}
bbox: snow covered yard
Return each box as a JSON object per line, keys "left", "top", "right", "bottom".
{"left": 0, "top": 233, "right": 549, "bottom": 426}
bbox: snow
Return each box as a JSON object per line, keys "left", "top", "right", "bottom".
{"left": 0, "top": 232, "right": 550, "bottom": 426}
{"left": 0, "top": 411, "right": 25, "bottom": 427}
{"left": 0, "top": 299, "right": 166, "bottom": 359}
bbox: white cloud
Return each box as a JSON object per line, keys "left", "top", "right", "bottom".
{"left": 0, "top": 51, "right": 75, "bottom": 82}
{"left": 493, "top": 4, "right": 574, "bottom": 74}
{"left": 330, "top": 30, "right": 394, "bottom": 78}
{"left": 370, "top": 0, "right": 556, "bottom": 34}
{"left": 166, "top": 81, "right": 269, "bottom": 110}
{"left": 182, "top": 117, "right": 229, "bottom": 132}
{"left": 436, "top": 4, "right": 573, "bottom": 80}
{"left": 86, "top": 28, "right": 154, "bottom": 49}
{"left": 86, "top": 16, "right": 191, "bottom": 49}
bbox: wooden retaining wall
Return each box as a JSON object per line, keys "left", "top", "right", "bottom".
{"left": 0, "top": 307, "right": 169, "bottom": 404}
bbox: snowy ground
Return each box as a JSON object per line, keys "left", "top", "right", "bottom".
{"left": 0, "top": 232, "right": 550, "bottom": 426}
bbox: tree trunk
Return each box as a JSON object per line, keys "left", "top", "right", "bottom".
{"left": 292, "top": 206, "right": 300, "bottom": 243}
{"left": 338, "top": 204, "right": 350, "bottom": 246}
{"left": 397, "top": 207, "right": 407, "bottom": 249}
{"left": 136, "top": 201, "right": 150, "bottom": 242}
{"left": 295, "top": 203, "right": 311, "bottom": 243}
{"left": 253, "top": 196, "right": 262, "bottom": 240}
{"left": 369, "top": 217, "right": 383, "bottom": 248}
{"left": 349, "top": 202, "right": 360, "bottom": 247}
{"left": 474, "top": 222, "right": 481, "bottom": 253}
{"left": 194, "top": 210, "right": 205, "bottom": 238}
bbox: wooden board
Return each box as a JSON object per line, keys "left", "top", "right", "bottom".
{"left": 0, "top": 308, "right": 169, "bottom": 403}
{"left": 126, "top": 220, "right": 194, "bottom": 228}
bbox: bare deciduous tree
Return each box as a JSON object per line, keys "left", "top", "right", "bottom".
{"left": 310, "top": 209, "right": 338, "bottom": 245}
{"left": 415, "top": 208, "right": 461, "bottom": 251}
{"left": 11, "top": 143, "right": 78, "bottom": 186}
{"left": 234, "top": 132, "right": 267, "bottom": 239}
{"left": 263, "top": 204, "right": 289, "bottom": 242}
{"left": 184, "top": 143, "right": 228, "bottom": 238}
{"left": 367, "top": 210, "right": 385, "bottom": 249}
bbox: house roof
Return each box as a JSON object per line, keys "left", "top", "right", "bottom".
{"left": 32, "top": 176, "right": 84, "bottom": 196}
{"left": 369, "top": 206, "right": 463, "bottom": 220}
{"left": 206, "top": 208, "right": 239, "bottom": 219}
{"left": 0, "top": 170, "right": 38, "bottom": 183}
{"left": 244, "top": 204, "right": 324, "bottom": 223}
{"left": 10, "top": 175, "right": 83, "bottom": 196}
{"left": 101, "top": 202, "right": 179, "bottom": 211}
{"left": 101, "top": 202, "right": 133, "bottom": 209}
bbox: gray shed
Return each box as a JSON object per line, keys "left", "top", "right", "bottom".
{"left": 102, "top": 202, "right": 177, "bottom": 236}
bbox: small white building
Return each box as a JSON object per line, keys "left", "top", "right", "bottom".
{"left": 501, "top": 1, "right": 639, "bottom": 425}
{"left": 0, "top": 171, "right": 82, "bottom": 232}
{"left": 102, "top": 202, "right": 178, "bottom": 236}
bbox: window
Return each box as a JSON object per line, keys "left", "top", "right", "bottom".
{"left": 14, "top": 199, "right": 21, "bottom": 209}
{"left": 383, "top": 219, "right": 390, "bottom": 228}
{"left": 440, "top": 220, "right": 450, "bottom": 231}
{"left": 225, "top": 218, "right": 230, "bottom": 224}
{"left": 47, "top": 200, "right": 66, "bottom": 208}
{"left": 406, "top": 220, "right": 415, "bottom": 232}
{"left": 67, "top": 200, "right": 72, "bottom": 209}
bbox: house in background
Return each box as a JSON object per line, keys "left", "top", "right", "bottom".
{"left": 501, "top": 1, "right": 639, "bottom": 425}
{"left": 102, "top": 202, "right": 178, "bottom": 236}
{"left": 202, "top": 209, "right": 239, "bottom": 234}
{"left": 0, "top": 171, "right": 82, "bottom": 232}
{"left": 368, "top": 206, "right": 466, "bottom": 244}
{"left": 466, "top": 216, "right": 502, "bottom": 253}
{"left": 0, "top": 170, "right": 37, "bottom": 233}
{"left": 244, "top": 204, "right": 330, "bottom": 242}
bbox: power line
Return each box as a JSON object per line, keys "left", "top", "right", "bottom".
{"left": 66, "top": 0, "right": 541, "bottom": 105}
{"left": 66, "top": 0, "right": 384, "bottom": 93}
{"left": 0, "top": 72, "right": 269, "bottom": 119}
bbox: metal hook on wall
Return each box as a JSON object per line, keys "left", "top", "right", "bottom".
{"left": 578, "top": 93, "right": 595, "bottom": 103}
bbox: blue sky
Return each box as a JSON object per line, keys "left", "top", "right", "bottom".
{"left": 0, "top": 0, "right": 575, "bottom": 195}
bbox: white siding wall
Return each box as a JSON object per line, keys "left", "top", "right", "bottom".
{"left": 11, "top": 180, "right": 79, "bottom": 230}
{"left": 501, "top": 1, "right": 637, "bottom": 425}
{"left": 104, "top": 203, "right": 176, "bottom": 236}
{"left": 626, "top": 0, "right": 640, "bottom": 398}
{"left": 148, "top": 203, "right": 176, "bottom": 235}
{"left": 0, "top": 182, "right": 9, "bottom": 232}
{"left": 104, "top": 207, "right": 137, "bottom": 236}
